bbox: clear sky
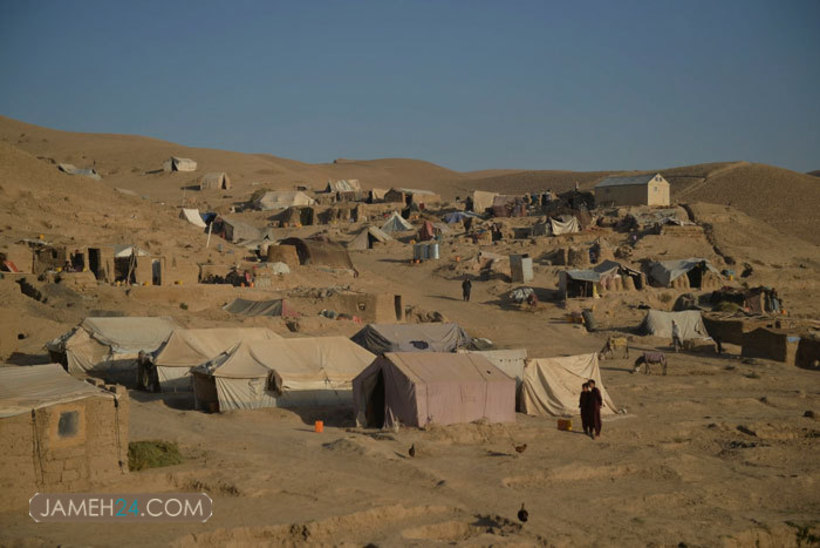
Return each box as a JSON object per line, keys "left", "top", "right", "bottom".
{"left": 1, "top": 1, "right": 818, "bottom": 173}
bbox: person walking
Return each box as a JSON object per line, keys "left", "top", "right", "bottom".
{"left": 671, "top": 320, "right": 682, "bottom": 352}
{"left": 461, "top": 277, "right": 472, "bottom": 302}
{"left": 588, "top": 379, "right": 603, "bottom": 439}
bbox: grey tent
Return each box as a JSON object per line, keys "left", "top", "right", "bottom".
{"left": 215, "top": 217, "right": 261, "bottom": 243}
{"left": 348, "top": 226, "right": 393, "bottom": 250}
{"left": 351, "top": 323, "right": 471, "bottom": 354}
{"left": 223, "top": 298, "right": 297, "bottom": 317}
{"left": 649, "top": 258, "right": 721, "bottom": 288}
{"left": 380, "top": 211, "right": 414, "bottom": 233}
{"left": 640, "top": 310, "right": 709, "bottom": 340}
{"left": 57, "top": 164, "right": 102, "bottom": 180}
{"left": 353, "top": 352, "right": 515, "bottom": 428}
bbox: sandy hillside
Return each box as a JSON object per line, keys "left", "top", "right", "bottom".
{"left": 0, "top": 117, "right": 818, "bottom": 546}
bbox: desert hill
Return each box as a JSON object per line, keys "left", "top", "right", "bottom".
{"left": 1, "top": 115, "right": 817, "bottom": 244}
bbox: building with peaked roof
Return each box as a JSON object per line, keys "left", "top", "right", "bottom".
{"left": 595, "top": 173, "right": 670, "bottom": 207}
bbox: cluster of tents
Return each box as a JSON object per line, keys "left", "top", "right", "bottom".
{"left": 46, "top": 318, "right": 620, "bottom": 426}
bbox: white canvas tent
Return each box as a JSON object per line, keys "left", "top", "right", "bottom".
{"left": 471, "top": 190, "right": 498, "bottom": 214}
{"left": 254, "top": 190, "right": 315, "bottom": 211}
{"left": 163, "top": 157, "right": 198, "bottom": 172}
{"left": 47, "top": 317, "right": 178, "bottom": 384}
{"left": 179, "top": 208, "right": 207, "bottom": 228}
{"left": 380, "top": 211, "right": 414, "bottom": 233}
{"left": 458, "top": 348, "right": 528, "bottom": 388}
{"left": 152, "top": 328, "right": 281, "bottom": 391}
{"left": 640, "top": 310, "right": 709, "bottom": 340}
{"left": 191, "top": 337, "right": 375, "bottom": 412}
{"left": 520, "top": 353, "right": 618, "bottom": 416}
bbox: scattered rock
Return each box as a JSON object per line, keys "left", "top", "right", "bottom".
{"left": 804, "top": 410, "right": 815, "bottom": 419}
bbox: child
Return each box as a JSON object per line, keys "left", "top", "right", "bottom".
{"left": 579, "top": 382, "right": 591, "bottom": 436}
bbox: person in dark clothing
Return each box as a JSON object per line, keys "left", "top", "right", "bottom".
{"left": 588, "top": 379, "right": 603, "bottom": 439}
{"left": 579, "top": 382, "right": 591, "bottom": 436}
{"left": 462, "top": 278, "right": 472, "bottom": 302}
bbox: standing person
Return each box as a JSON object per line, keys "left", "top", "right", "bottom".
{"left": 671, "top": 320, "right": 682, "bottom": 352}
{"left": 461, "top": 277, "right": 472, "bottom": 302}
{"left": 588, "top": 379, "right": 603, "bottom": 439}
{"left": 579, "top": 382, "right": 591, "bottom": 436}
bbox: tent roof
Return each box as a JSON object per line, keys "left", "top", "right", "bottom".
{"left": 0, "top": 364, "right": 114, "bottom": 418}
{"left": 394, "top": 188, "right": 437, "bottom": 196}
{"left": 326, "top": 179, "right": 361, "bottom": 192}
{"left": 153, "top": 328, "right": 281, "bottom": 367}
{"left": 564, "top": 260, "right": 640, "bottom": 283}
{"left": 254, "top": 190, "right": 315, "bottom": 210}
{"left": 79, "top": 316, "right": 178, "bottom": 354}
{"left": 111, "top": 244, "right": 150, "bottom": 258}
{"left": 460, "top": 348, "right": 528, "bottom": 383}
{"left": 193, "top": 337, "right": 375, "bottom": 381}
{"left": 596, "top": 173, "right": 665, "bottom": 188}
{"left": 381, "top": 352, "right": 513, "bottom": 384}
{"left": 351, "top": 323, "right": 471, "bottom": 354}
{"left": 650, "top": 258, "right": 720, "bottom": 285}
{"left": 223, "top": 298, "right": 296, "bottom": 317}
{"left": 380, "top": 212, "right": 414, "bottom": 232}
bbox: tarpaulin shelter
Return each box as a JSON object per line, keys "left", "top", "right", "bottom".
{"left": 151, "top": 328, "right": 281, "bottom": 391}
{"left": 384, "top": 188, "right": 442, "bottom": 207}
{"left": 549, "top": 215, "right": 580, "bottom": 235}
{"left": 649, "top": 258, "right": 721, "bottom": 289}
{"left": 0, "top": 364, "right": 127, "bottom": 496}
{"left": 639, "top": 310, "right": 708, "bottom": 340}
{"left": 352, "top": 352, "right": 516, "bottom": 428}
{"left": 520, "top": 353, "right": 617, "bottom": 416}
{"left": 348, "top": 226, "right": 393, "bottom": 250}
{"left": 381, "top": 211, "right": 414, "bottom": 233}
{"left": 443, "top": 211, "right": 481, "bottom": 224}
{"left": 470, "top": 191, "right": 498, "bottom": 214}
{"left": 191, "top": 337, "right": 376, "bottom": 412}
{"left": 369, "top": 188, "right": 388, "bottom": 203}
{"left": 163, "top": 157, "right": 197, "bottom": 172}
{"left": 559, "top": 260, "right": 644, "bottom": 298}
{"left": 351, "top": 323, "right": 471, "bottom": 354}
{"left": 179, "top": 208, "right": 207, "bottom": 228}
{"left": 325, "top": 179, "right": 362, "bottom": 201}
{"left": 279, "top": 237, "right": 354, "bottom": 270}
{"left": 223, "top": 298, "right": 297, "bottom": 317}
{"left": 46, "top": 317, "right": 178, "bottom": 384}
{"left": 254, "top": 190, "right": 315, "bottom": 211}
{"left": 199, "top": 172, "right": 231, "bottom": 190}
{"left": 57, "top": 163, "right": 102, "bottom": 180}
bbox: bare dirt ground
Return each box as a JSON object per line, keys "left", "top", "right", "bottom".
{"left": 0, "top": 118, "right": 818, "bottom": 546}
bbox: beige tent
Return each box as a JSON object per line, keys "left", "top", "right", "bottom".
{"left": 151, "top": 328, "right": 281, "bottom": 391}
{"left": 179, "top": 208, "right": 207, "bottom": 228}
{"left": 353, "top": 352, "right": 516, "bottom": 428}
{"left": 380, "top": 211, "right": 414, "bottom": 233}
{"left": 163, "top": 157, "right": 198, "bottom": 172}
{"left": 254, "top": 190, "right": 315, "bottom": 211}
{"left": 191, "top": 337, "right": 375, "bottom": 412}
{"left": 199, "top": 172, "right": 231, "bottom": 190}
{"left": 520, "top": 353, "right": 617, "bottom": 416}
{"left": 46, "top": 317, "right": 178, "bottom": 384}
{"left": 640, "top": 310, "right": 708, "bottom": 340}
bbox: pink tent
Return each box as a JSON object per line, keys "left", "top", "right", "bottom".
{"left": 353, "top": 352, "right": 516, "bottom": 428}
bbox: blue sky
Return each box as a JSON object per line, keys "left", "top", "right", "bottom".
{"left": 1, "top": 1, "right": 818, "bottom": 172}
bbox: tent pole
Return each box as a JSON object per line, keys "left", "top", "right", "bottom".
{"left": 206, "top": 222, "right": 213, "bottom": 248}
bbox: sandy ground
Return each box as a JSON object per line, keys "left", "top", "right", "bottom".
{"left": 0, "top": 118, "right": 818, "bottom": 546}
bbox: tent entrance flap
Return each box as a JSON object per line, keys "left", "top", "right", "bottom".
{"left": 365, "top": 370, "right": 386, "bottom": 427}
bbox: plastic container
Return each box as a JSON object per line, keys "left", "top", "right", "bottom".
{"left": 557, "top": 418, "right": 573, "bottom": 431}
{"left": 430, "top": 242, "right": 440, "bottom": 260}
{"left": 314, "top": 420, "right": 324, "bottom": 433}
